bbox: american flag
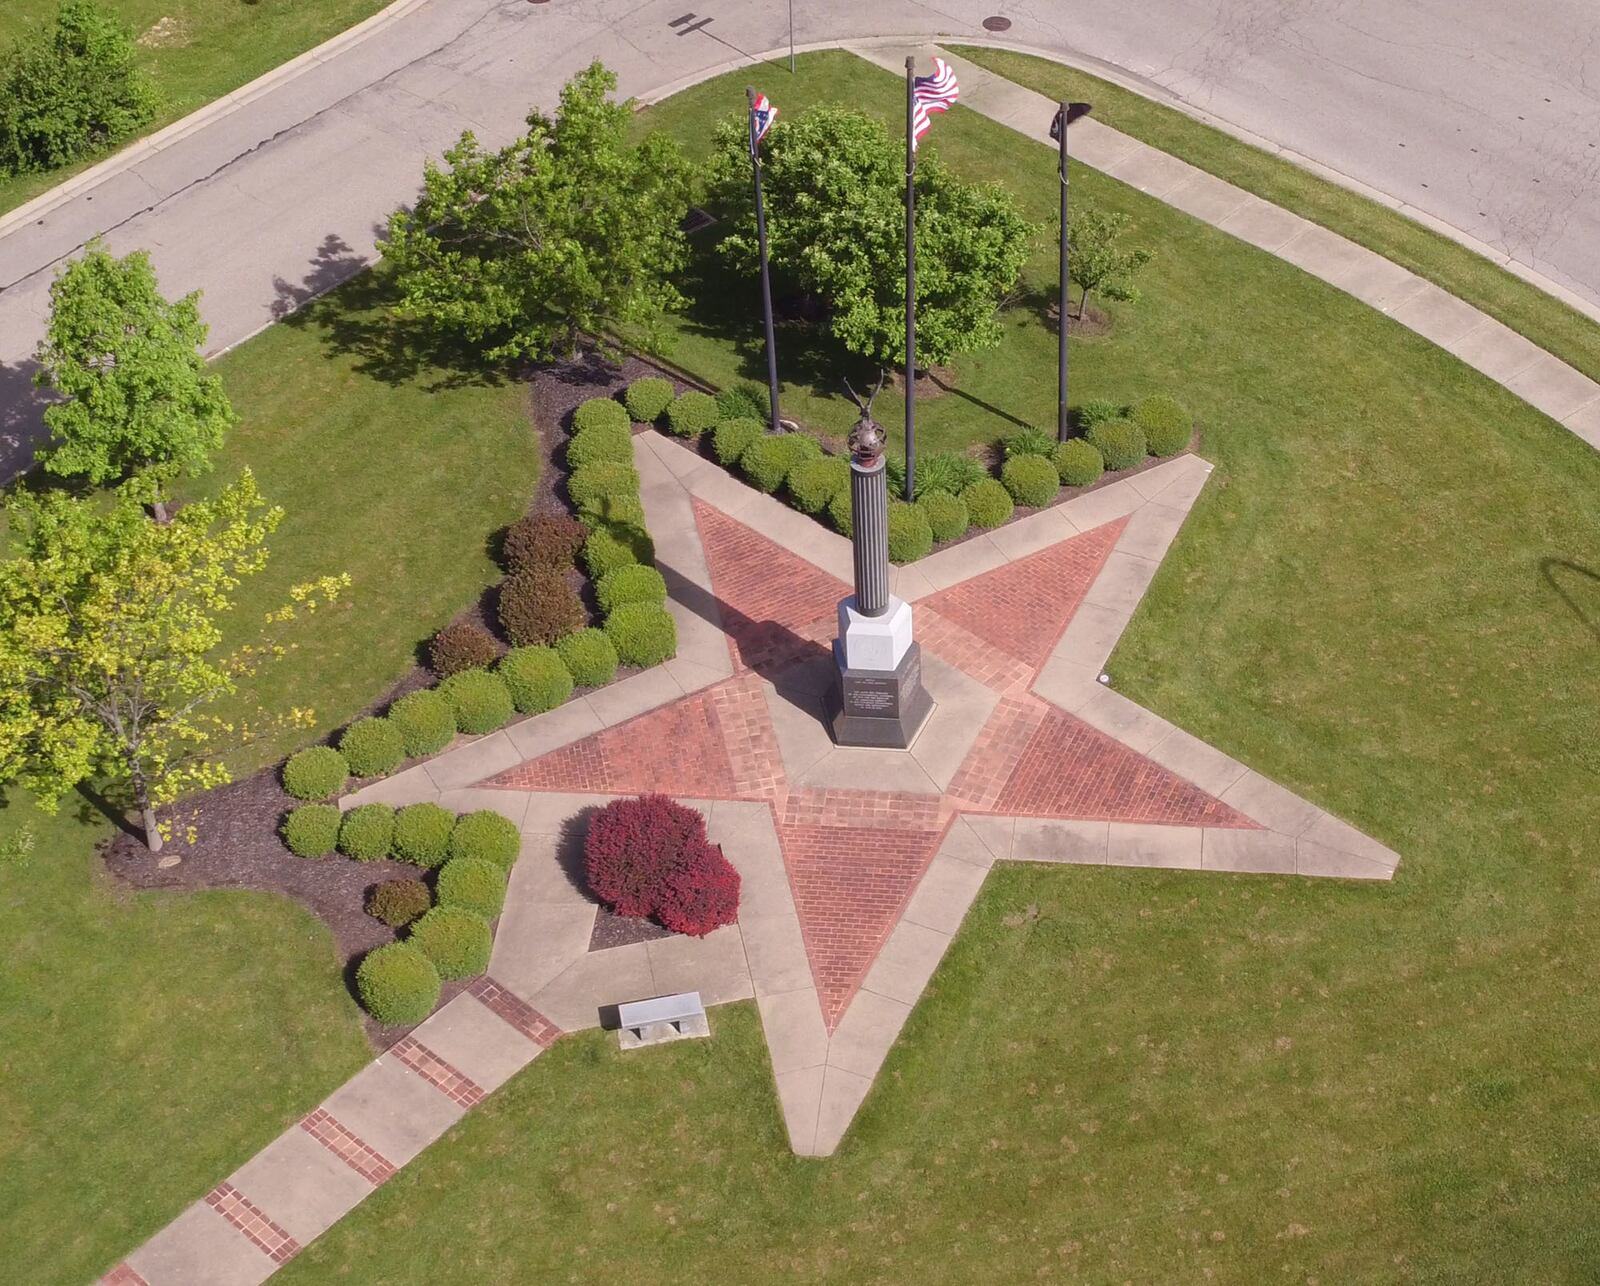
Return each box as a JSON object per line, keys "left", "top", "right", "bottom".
{"left": 911, "top": 57, "right": 959, "bottom": 151}
{"left": 750, "top": 92, "right": 778, "bottom": 152}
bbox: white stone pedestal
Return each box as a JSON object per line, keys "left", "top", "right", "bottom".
{"left": 836, "top": 595, "right": 913, "bottom": 672}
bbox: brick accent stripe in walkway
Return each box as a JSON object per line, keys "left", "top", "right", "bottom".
{"left": 204, "top": 1182, "right": 300, "bottom": 1265}
{"left": 300, "top": 1109, "right": 397, "bottom": 1186}
{"left": 390, "top": 1037, "right": 486, "bottom": 1109}
{"left": 467, "top": 978, "right": 563, "bottom": 1048}
{"left": 99, "top": 1265, "right": 151, "bottom": 1286}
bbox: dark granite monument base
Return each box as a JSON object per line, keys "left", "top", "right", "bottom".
{"left": 830, "top": 641, "right": 935, "bottom": 750}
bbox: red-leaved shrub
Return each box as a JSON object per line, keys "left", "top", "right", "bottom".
{"left": 655, "top": 843, "right": 740, "bottom": 936}
{"left": 584, "top": 794, "right": 728, "bottom": 923}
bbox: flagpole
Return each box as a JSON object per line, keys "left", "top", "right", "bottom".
{"left": 1057, "top": 100, "right": 1070, "bottom": 444}
{"left": 904, "top": 56, "right": 917, "bottom": 504}
{"left": 747, "top": 87, "right": 782, "bottom": 436}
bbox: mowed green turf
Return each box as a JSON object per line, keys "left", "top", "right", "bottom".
{"left": 0, "top": 0, "right": 387, "bottom": 215}
{"left": 273, "top": 52, "right": 1600, "bottom": 1282}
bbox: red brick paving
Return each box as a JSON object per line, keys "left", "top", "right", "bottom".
{"left": 99, "top": 1266, "right": 151, "bottom": 1286}
{"left": 468, "top": 978, "right": 563, "bottom": 1049}
{"left": 300, "top": 1109, "right": 396, "bottom": 1186}
{"left": 924, "top": 518, "right": 1126, "bottom": 671}
{"left": 916, "top": 606, "right": 1036, "bottom": 696}
{"left": 204, "top": 1182, "right": 300, "bottom": 1264}
{"left": 389, "top": 1037, "right": 485, "bottom": 1109}
{"left": 946, "top": 697, "right": 1049, "bottom": 810}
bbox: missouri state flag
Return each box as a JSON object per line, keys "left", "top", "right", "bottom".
{"left": 911, "top": 57, "right": 960, "bottom": 150}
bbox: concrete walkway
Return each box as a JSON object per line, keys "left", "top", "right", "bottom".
{"left": 101, "top": 432, "right": 1398, "bottom": 1283}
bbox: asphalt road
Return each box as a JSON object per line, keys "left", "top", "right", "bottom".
{"left": 1, "top": 0, "right": 1597, "bottom": 478}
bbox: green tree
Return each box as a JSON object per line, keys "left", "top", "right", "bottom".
{"left": 708, "top": 107, "right": 1034, "bottom": 368}
{"left": 34, "top": 241, "right": 236, "bottom": 520}
{"left": 0, "top": 0, "right": 158, "bottom": 177}
{"left": 1066, "top": 204, "right": 1154, "bottom": 318}
{"left": 0, "top": 471, "right": 348, "bottom": 852}
{"left": 382, "top": 61, "right": 693, "bottom": 363}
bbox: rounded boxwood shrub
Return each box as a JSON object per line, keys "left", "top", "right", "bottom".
{"left": 576, "top": 492, "right": 645, "bottom": 530}
{"left": 429, "top": 621, "right": 498, "bottom": 677}
{"left": 393, "top": 802, "right": 456, "bottom": 867}
{"left": 584, "top": 793, "right": 708, "bottom": 918}
{"left": 1001, "top": 454, "right": 1061, "bottom": 508}
{"left": 282, "top": 803, "right": 340, "bottom": 858}
{"left": 499, "top": 645, "right": 573, "bottom": 714}
{"left": 356, "top": 943, "right": 440, "bottom": 1025}
{"left": 1054, "top": 438, "right": 1105, "bottom": 487}
{"left": 282, "top": 746, "right": 348, "bottom": 802}
{"left": 366, "top": 877, "right": 431, "bottom": 928}
{"left": 1087, "top": 418, "right": 1148, "bottom": 471}
{"left": 567, "top": 460, "right": 639, "bottom": 510}
{"left": 655, "top": 842, "right": 742, "bottom": 937}
{"left": 582, "top": 522, "right": 653, "bottom": 580}
{"left": 741, "top": 432, "right": 819, "bottom": 494}
{"left": 605, "top": 601, "right": 677, "bottom": 668}
{"left": 567, "top": 420, "right": 633, "bottom": 469}
{"left": 1132, "top": 394, "right": 1191, "bottom": 456}
{"left": 1002, "top": 426, "right": 1055, "bottom": 459}
{"left": 596, "top": 564, "right": 667, "bottom": 615}
{"left": 918, "top": 490, "right": 968, "bottom": 543}
{"left": 624, "top": 376, "right": 675, "bottom": 423}
{"left": 502, "top": 512, "right": 585, "bottom": 575}
{"left": 665, "top": 390, "right": 718, "bottom": 437}
{"left": 887, "top": 501, "right": 934, "bottom": 563}
{"left": 715, "top": 380, "right": 768, "bottom": 422}
{"left": 438, "top": 669, "right": 514, "bottom": 735}
{"left": 572, "top": 396, "right": 630, "bottom": 437}
{"left": 407, "top": 906, "right": 492, "bottom": 979}
{"left": 497, "top": 569, "right": 583, "bottom": 648}
{"left": 556, "top": 628, "right": 618, "bottom": 688}
{"left": 448, "top": 809, "right": 521, "bottom": 870}
{"left": 436, "top": 857, "right": 507, "bottom": 918}
{"left": 787, "top": 455, "right": 850, "bottom": 515}
{"left": 827, "top": 485, "right": 854, "bottom": 538}
{"left": 338, "top": 803, "right": 395, "bottom": 861}
{"left": 961, "top": 477, "right": 1014, "bottom": 529}
{"left": 338, "top": 717, "right": 405, "bottom": 778}
{"left": 388, "top": 689, "right": 455, "bottom": 758}
{"left": 711, "top": 416, "right": 761, "bottom": 466}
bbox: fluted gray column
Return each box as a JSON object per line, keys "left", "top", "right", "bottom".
{"left": 850, "top": 455, "right": 890, "bottom": 616}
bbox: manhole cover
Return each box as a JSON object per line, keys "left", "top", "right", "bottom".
{"left": 982, "top": 15, "right": 1012, "bottom": 31}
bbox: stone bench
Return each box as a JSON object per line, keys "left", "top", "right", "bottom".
{"left": 616, "top": 991, "right": 708, "bottom": 1050}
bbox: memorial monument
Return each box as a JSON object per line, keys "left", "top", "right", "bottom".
{"left": 831, "top": 379, "right": 934, "bottom": 748}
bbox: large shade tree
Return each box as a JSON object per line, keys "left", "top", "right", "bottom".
{"left": 382, "top": 61, "right": 694, "bottom": 363}
{"left": 708, "top": 107, "right": 1034, "bottom": 368}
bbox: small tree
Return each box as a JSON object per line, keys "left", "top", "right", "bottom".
{"left": 708, "top": 107, "right": 1033, "bottom": 368}
{"left": 35, "top": 241, "right": 236, "bottom": 520}
{"left": 0, "top": 0, "right": 158, "bottom": 177}
{"left": 382, "top": 61, "right": 693, "bottom": 363}
{"left": 0, "top": 471, "right": 348, "bottom": 852}
{"left": 1066, "top": 204, "right": 1153, "bottom": 319}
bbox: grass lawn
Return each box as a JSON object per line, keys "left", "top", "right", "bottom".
{"left": 0, "top": 0, "right": 388, "bottom": 217}
{"left": 271, "top": 51, "right": 1600, "bottom": 1282}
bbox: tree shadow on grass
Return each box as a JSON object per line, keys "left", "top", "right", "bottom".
{"left": 1540, "top": 558, "right": 1600, "bottom": 643}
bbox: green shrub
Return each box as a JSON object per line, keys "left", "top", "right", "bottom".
{"left": 605, "top": 602, "right": 677, "bottom": 667}
{"left": 436, "top": 857, "right": 508, "bottom": 918}
{"left": 1054, "top": 438, "right": 1105, "bottom": 487}
{"left": 1076, "top": 397, "right": 1123, "bottom": 430}
{"left": 1003, "top": 426, "right": 1055, "bottom": 459}
{"left": 338, "top": 717, "right": 405, "bottom": 778}
{"left": 282, "top": 746, "right": 348, "bottom": 802}
{"left": 711, "top": 416, "right": 762, "bottom": 466}
{"left": 567, "top": 420, "right": 633, "bottom": 469}
{"left": 715, "top": 379, "right": 768, "bottom": 422}
{"left": 913, "top": 450, "right": 986, "bottom": 499}
{"left": 576, "top": 493, "right": 645, "bottom": 529}
{"left": 281, "top": 804, "right": 340, "bottom": 858}
{"left": 388, "top": 689, "right": 455, "bottom": 758}
{"left": 1132, "top": 394, "right": 1191, "bottom": 456}
{"left": 887, "top": 501, "right": 934, "bottom": 563}
{"left": 1001, "top": 454, "right": 1061, "bottom": 508}
{"left": 556, "top": 628, "right": 619, "bottom": 687}
{"left": 393, "top": 802, "right": 457, "bottom": 868}
{"left": 428, "top": 621, "right": 498, "bottom": 677}
{"left": 787, "top": 455, "right": 851, "bottom": 514}
{"left": 741, "top": 432, "right": 819, "bottom": 494}
{"left": 338, "top": 804, "right": 395, "bottom": 861}
{"left": 438, "top": 669, "right": 514, "bottom": 735}
{"left": 665, "top": 390, "right": 718, "bottom": 437}
{"left": 827, "top": 486, "right": 854, "bottom": 538}
{"left": 502, "top": 512, "right": 585, "bottom": 575}
{"left": 624, "top": 376, "right": 675, "bottom": 423}
{"left": 355, "top": 943, "right": 440, "bottom": 1025}
{"left": 567, "top": 461, "right": 639, "bottom": 510}
{"left": 918, "top": 490, "right": 968, "bottom": 543}
{"left": 499, "top": 646, "right": 573, "bottom": 714}
{"left": 497, "top": 568, "right": 583, "bottom": 647}
{"left": 961, "top": 478, "right": 1014, "bottom": 528}
{"left": 582, "top": 522, "right": 653, "bottom": 580}
{"left": 366, "top": 878, "right": 431, "bottom": 928}
{"left": 1087, "top": 418, "right": 1148, "bottom": 471}
{"left": 448, "top": 810, "right": 521, "bottom": 870}
{"left": 0, "top": 0, "right": 158, "bottom": 178}
{"left": 407, "top": 906, "right": 492, "bottom": 979}
{"left": 571, "top": 397, "right": 630, "bottom": 436}
{"left": 597, "top": 564, "right": 667, "bottom": 615}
